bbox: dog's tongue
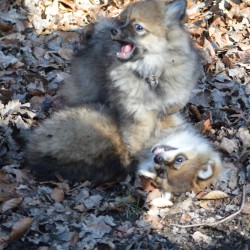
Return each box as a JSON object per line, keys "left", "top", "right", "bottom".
{"left": 152, "top": 145, "right": 177, "bottom": 155}
{"left": 121, "top": 44, "right": 133, "bottom": 53}
{"left": 152, "top": 147, "right": 165, "bottom": 156}
{"left": 117, "top": 44, "right": 134, "bottom": 59}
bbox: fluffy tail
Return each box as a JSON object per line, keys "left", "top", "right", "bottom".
{"left": 27, "top": 105, "right": 136, "bottom": 183}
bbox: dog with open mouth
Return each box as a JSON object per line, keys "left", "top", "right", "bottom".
{"left": 59, "top": 0, "right": 203, "bottom": 154}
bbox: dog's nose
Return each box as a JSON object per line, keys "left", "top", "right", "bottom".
{"left": 111, "top": 28, "right": 118, "bottom": 36}
{"left": 154, "top": 155, "right": 164, "bottom": 164}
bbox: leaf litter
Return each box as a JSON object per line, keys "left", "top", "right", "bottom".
{"left": 0, "top": 0, "right": 249, "bottom": 249}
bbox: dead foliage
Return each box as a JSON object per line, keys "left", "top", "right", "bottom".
{"left": 0, "top": 0, "right": 249, "bottom": 249}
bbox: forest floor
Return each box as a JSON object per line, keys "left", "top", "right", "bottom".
{"left": 0, "top": 0, "right": 249, "bottom": 249}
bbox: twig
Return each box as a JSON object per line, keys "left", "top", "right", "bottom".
{"left": 170, "top": 185, "right": 246, "bottom": 228}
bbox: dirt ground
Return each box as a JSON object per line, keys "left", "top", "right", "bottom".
{"left": 0, "top": 0, "right": 249, "bottom": 249}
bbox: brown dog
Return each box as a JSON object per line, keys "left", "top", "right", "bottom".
{"left": 59, "top": 0, "right": 203, "bottom": 154}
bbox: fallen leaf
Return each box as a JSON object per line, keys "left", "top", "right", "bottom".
{"left": 0, "top": 235, "right": 10, "bottom": 249}
{"left": 1, "top": 198, "right": 23, "bottom": 212}
{"left": 0, "top": 182, "right": 18, "bottom": 202}
{"left": 199, "top": 200, "right": 215, "bottom": 211}
{"left": 180, "top": 212, "right": 191, "bottom": 222}
{"left": 192, "top": 231, "right": 212, "bottom": 244}
{"left": 140, "top": 176, "right": 157, "bottom": 192}
{"left": 74, "top": 204, "right": 85, "bottom": 212}
{"left": 9, "top": 217, "right": 32, "bottom": 241}
{"left": 57, "top": 48, "right": 73, "bottom": 60}
{"left": 236, "top": 128, "right": 250, "bottom": 149}
{"left": 144, "top": 214, "right": 163, "bottom": 230}
{"left": 150, "top": 197, "right": 173, "bottom": 208}
{"left": 220, "top": 137, "right": 238, "bottom": 154}
{"left": 83, "top": 194, "right": 103, "bottom": 209}
{"left": 222, "top": 55, "right": 233, "bottom": 68}
{"left": 196, "top": 190, "right": 229, "bottom": 200}
{"left": 202, "top": 119, "right": 212, "bottom": 134}
{"left": 146, "top": 189, "right": 161, "bottom": 203}
{"left": 241, "top": 201, "right": 250, "bottom": 215}
{"left": 51, "top": 187, "right": 64, "bottom": 202}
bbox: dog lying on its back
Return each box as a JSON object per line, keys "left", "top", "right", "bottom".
{"left": 59, "top": 0, "right": 203, "bottom": 154}
{"left": 27, "top": 106, "right": 221, "bottom": 194}
{"left": 138, "top": 114, "right": 221, "bottom": 194}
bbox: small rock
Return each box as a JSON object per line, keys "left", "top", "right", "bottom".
{"left": 220, "top": 137, "right": 238, "bottom": 154}
{"left": 192, "top": 231, "right": 212, "bottom": 244}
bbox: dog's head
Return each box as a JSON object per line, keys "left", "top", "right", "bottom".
{"left": 111, "top": 0, "right": 187, "bottom": 61}
{"left": 152, "top": 145, "right": 221, "bottom": 193}
{"left": 138, "top": 130, "right": 222, "bottom": 194}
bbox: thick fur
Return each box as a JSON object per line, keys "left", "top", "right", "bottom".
{"left": 138, "top": 114, "right": 222, "bottom": 194}
{"left": 59, "top": 0, "right": 203, "bottom": 154}
{"left": 27, "top": 107, "right": 221, "bottom": 193}
{"left": 27, "top": 105, "right": 136, "bottom": 183}
{"left": 59, "top": 18, "right": 119, "bottom": 106}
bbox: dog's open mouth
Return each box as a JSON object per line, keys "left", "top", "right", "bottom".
{"left": 116, "top": 43, "right": 135, "bottom": 60}
{"left": 152, "top": 145, "right": 177, "bottom": 155}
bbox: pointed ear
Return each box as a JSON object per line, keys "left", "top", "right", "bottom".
{"left": 198, "top": 161, "right": 213, "bottom": 180}
{"left": 164, "top": 0, "right": 187, "bottom": 22}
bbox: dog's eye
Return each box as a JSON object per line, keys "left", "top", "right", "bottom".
{"left": 134, "top": 24, "right": 144, "bottom": 32}
{"left": 173, "top": 155, "right": 186, "bottom": 169}
{"left": 175, "top": 155, "right": 186, "bottom": 164}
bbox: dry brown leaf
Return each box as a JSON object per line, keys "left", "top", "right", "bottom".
{"left": 74, "top": 204, "right": 85, "bottom": 212}
{"left": 57, "top": 48, "right": 73, "bottom": 61}
{"left": 109, "top": 202, "right": 125, "bottom": 212}
{"left": 0, "top": 235, "right": 10, "bottom": 250}
{"left": 51, "top": 187, "right": 64, "bottom": 202}
{"left": 241, "top": 201, "right": 250, "bottom": 215}
{"left": 140, "top": 176, "right": 157, "bottom": 192}
{"left": 196, "top": 190, "right": 229, "bottom": 200}
{"left": 189, "top": 104, "right": 202, "bottom": 121}
{"left": 202, "top": 119, "right": 212, "bottom": 134}
{"left": 1, "top": 198, "right": 23, "bottom": 212}
{"left": 210, "top": 16, "right": 226, "bottom": 27}
{"left": 222, "top": 55, "right": 233, "bottom": 69}
{"left": 143, "top": 215, "right": 163, "bottom": 230}
{"left": 199, "top": 200, "right": 215, "bottom": 211}
{"left": 180, "top": 212, "right": 191, "bottom": 222}
{"left": 146, "top": 189, "right": 161, "bottom": 203}
{"left": 59, "top": 0, "right": 76, "bottom": 11}
{"left": 203, "top": 38, "right": 216, "bottom": 59}
{"left": 238, "top": 43, "right": 250, "bottom": 51}
{"left": 40, "top": 181, "right": 70, "bottom": 192}
{"left": 0, "top": 182, "right": 18, "bottom": 202}
{"left": 9, "top": 217, "right": 32, "bottom": 241}
{"left": 70, "top": 231, "right": 79, "bottom": 248}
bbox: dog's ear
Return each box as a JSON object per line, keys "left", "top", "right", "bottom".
{"left": 164, "top": 0, "right": 187, "bottom": 22}
{"left": 192, "top": 159, "right": 221, "bottom": 192}
{"left": 197, "top": 161, "right": 213, "bottom": 180}
{"left": 80, "top": 23, "right": 96, "bottom": 42}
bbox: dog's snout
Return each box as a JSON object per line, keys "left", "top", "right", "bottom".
{"left": 154, "top": 154, "right": 164, "bottom": 164}
{"left": 111, "top": 28, "right": 118, "bottom": 36}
